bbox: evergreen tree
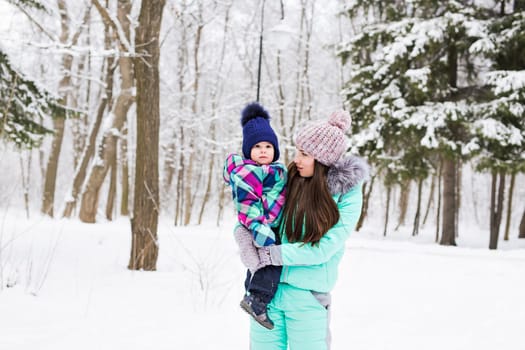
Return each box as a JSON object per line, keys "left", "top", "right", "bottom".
{"left": 0, "top": 0, "right": 64, "bottom": 148}
{"left": 0, "top": 51, "right": 63, "bottom": 148}
{"left": 339, "top": 1, "right": 494, "bottom": 244}
{"left": 470, "top": 2, "right": 525, "bottom": 248}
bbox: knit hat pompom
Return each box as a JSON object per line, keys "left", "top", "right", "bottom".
{"left": 240, "top": 102, "right": 280, "bottom": 162}
{"left": 328, "top": 110, "right": 351, "bottom": 132}
{"left": 294, "top": 110, "right": 352, "bottom": 166}
{"left": 241, "top": 102, "right": 270, "bottom": 126}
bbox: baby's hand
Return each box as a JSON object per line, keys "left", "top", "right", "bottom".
{"left": 233, "top": 226, "right": 261, "bottom": 273}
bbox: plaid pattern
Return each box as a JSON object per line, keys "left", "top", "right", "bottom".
{"left": 224, "top": 153, "right": 287, "bottom": 246}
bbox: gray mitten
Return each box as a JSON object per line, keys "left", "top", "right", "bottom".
{"left": 233, "top": 226, "right": 261, "bottom": 273}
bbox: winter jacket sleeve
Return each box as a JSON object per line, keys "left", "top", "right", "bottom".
{"left": 279, "top": 183, "right": 363, "bottom": 265}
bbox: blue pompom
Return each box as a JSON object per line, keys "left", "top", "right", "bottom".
{"left": 240, "top": 102, "right": 270, "bottom": 126}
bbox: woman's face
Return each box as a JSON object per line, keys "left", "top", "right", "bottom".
{"left": 294, "top": 147, "right": 315, "bottom": 177}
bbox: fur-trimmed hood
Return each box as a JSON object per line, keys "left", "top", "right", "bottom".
{"left": 327, "top": 155, "right": 369, "bottom": 195}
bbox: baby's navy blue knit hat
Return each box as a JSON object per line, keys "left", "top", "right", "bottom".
{"left": 241, "top": 102, "right": 280, "bottom": 162}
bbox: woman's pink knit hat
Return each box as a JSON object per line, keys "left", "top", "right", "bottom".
{"left": 294, "top": 110, "right": 352, "bottom": 166}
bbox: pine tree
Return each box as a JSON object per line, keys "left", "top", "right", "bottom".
{"left": 339, "top": 1, "right": 494, "bottom": 244}
{"left": 0, "top": 51, "right": 63, "bottom": 148}
{"left": 0, "top": 0, "right": 63, "bottom": 149}
{"left": 470, "top": 2, "right": 525, "bottom": 248}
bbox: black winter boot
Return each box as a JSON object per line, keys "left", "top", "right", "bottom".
{"left": 240, "top": 294, "right": 274, "bottom": 330}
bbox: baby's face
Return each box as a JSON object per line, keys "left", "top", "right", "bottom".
{"left": 250, "top": 141, "right": 274, "bottom": 165}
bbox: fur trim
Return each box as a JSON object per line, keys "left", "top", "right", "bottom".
{"left": 327, "top": 155, "right": 369, "bottom": 195}
{"left": 241, "top": 102, "right": 270, "bottom": 126}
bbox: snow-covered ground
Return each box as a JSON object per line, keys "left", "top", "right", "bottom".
{"left": 1, "top": 209, "right": 524, "bottom": 350}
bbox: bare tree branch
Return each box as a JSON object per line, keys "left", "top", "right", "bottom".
{"left": 91, "top": 0, "right": 133, "bottom": 53}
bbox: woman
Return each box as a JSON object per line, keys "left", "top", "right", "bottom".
{"left": 236, "top": 110, "right": 368, "bottom": 349}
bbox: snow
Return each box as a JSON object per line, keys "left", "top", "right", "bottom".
{"left": 485, "top": 70, "right": 525, "bottom": 95}
{"left": 475, "top": 118, "right": 523, "bottom": 146}
{"left": 405, "top": 67, "right": 430, "bottom": 90}
{"left": 1, "top": 210, "right": 524, "bottom": 350}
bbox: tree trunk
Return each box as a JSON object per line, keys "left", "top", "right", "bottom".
{"left": 503, "top": 172, "right": 515, "bottom": 241}
{"left": 422, "top": 173, "right": 435, "bottom": 226}
{"left": 412, "top": 178, "right": 423, "bottom": 236}
{"left": 198, "top": 4, "right": 231, "bottom": 225}
{"left": 455, "top": 159, "right": 462, "bottom": 238}
{"left": 197, "top": 130, "right": 215, "bottom": 225}
{"left": 515, "top": 0, "right": 525, "bottom": 12}
{"left": 105, "top": 153, "right": 117, "bottom": 220}
{"left": 41, "top": 0, "right": 73, "bottom": 217}
{"left": 41, "top": 117, "right": 65, "bottom": 217}
{"left": 395, "top": 179, "right": 410, "bottom": 230}
{"left": 435, "top": 158, "right": 443, "bottom": 243}
{"left": 128, "top": 0, "right": 165, "bottom": 271}
{"left": 43, "top": 1, "right": 91, "bottom": 217}
{"left": 383, "top": 184, "right": 391, "bottom": 237}
{"left": 62, "top": 96, "right": 109, "bottom": 218}
{"left": 162, "top": 142, "right": 176, "bottom": 207}
{"left": 519, "top": 208, "right": 525, "bottom": 238}
{"left": 19, "top": 151, "right": 31, "bottom": 219}
{"left": 276, "top": 53, "right": 289, "bottom": 163}
{"left": 440, "top": 32, "right": 459, "bottom": 246}
{"left": 489, "top": 170, "right": 505, "bottom": 250}
{"left": 440, "top": 157, "right": 457, "bottom": 246}
{"left": 182, "top": 5, "right": 203, "bottom": 226}
{"left": 79, "top": 0, "right": 134, "bottom": 223}
{"left": 183, "top": 136, "right": 195, "bottom": 225}
{"left": 356, "top": 174, "right": 375, "bottom": 231}
{"left": 78, "top": 84, "right": 133, "bottom": 222}
{"left": 63, "top": 6, "right": 115, "bottom": 218}
{"left": 216, "top": 181, "right": 227, "bottom": 227}
{"left": 470, "top": 164, "right": 481, "bottom": 225}
{"left": 175, "top": 125, "right": 184, "bottom": 226}
{"left": 120, "top": 124, "right": 129, "bottom": 216}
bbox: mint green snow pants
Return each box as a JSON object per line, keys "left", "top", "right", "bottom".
{"left": 250, "top": 283, "right": 331, "bottom": 350}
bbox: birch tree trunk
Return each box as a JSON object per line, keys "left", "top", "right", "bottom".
{"left": 128, "top": 0, "right": 165, "bottom": 271}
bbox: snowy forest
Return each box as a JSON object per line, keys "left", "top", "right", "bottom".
{"left": 1, "top": 1, "right": 524, "bottom": 349}
{"left": 1, "top": 0, "right": 524, "bottom": 270}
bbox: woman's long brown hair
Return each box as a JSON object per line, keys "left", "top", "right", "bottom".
{"left": 282, "top": 161, "right": 340, "bottom": 245}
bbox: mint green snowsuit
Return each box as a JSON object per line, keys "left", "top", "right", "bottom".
{"left": 250, "top": 183, "right": 363, "bottom": 349}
